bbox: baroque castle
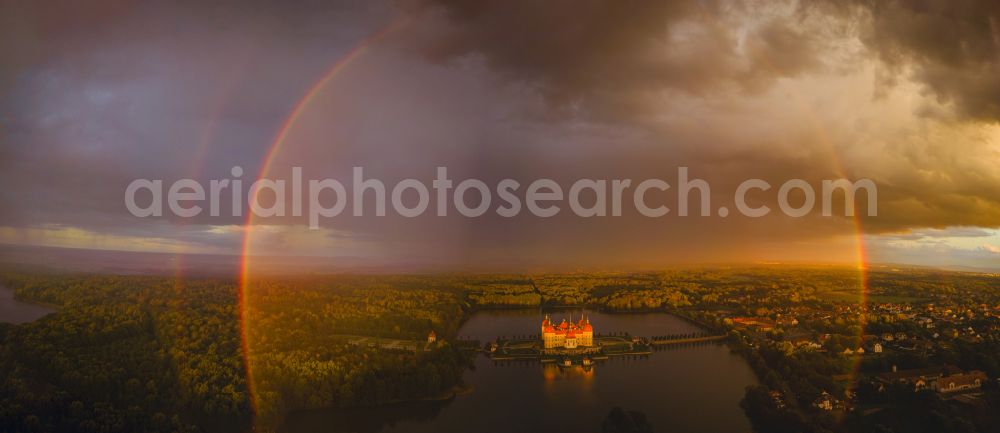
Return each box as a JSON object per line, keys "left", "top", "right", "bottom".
{"left": 541, "top": 314, "right": 594, "bottom": 349}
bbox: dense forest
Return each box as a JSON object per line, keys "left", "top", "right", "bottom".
{"left": 0, "top": 274, "right": 249, "bottom": 433}
{"left": 0, "top": 273, "right": 471, "bottom": 432}
{"left": 241, "top": 277, "right": 470, "bottom": 426}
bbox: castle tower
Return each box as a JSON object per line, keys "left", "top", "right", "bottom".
{"left": 580, "top": 316, "right": 593, "bottom": 346}
{"left": 541, "top": 315, "right": 557, "bottom": 349}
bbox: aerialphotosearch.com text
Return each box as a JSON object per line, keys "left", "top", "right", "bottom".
{"left": 125, "top": 167, "right": 878, "bottom": 228}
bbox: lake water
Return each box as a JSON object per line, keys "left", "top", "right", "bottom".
{"left": 283, "top": 308, "right": 758, "bottom": 433}
{"left": 0, "top": 284, "right": 55, "bottom": 324}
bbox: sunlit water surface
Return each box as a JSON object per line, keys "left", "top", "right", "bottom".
{"left": 283, "top": 308, "right": 758, "bottom": 433}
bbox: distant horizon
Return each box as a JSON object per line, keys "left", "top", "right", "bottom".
{"left": 2, "top": 242, "right": 997, "bottom": 276}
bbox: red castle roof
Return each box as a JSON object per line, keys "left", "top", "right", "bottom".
{"left": 542, "top": 316, "right": 593, "bottom": 335}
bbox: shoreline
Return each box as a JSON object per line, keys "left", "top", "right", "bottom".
{"left": 12, "top": 295, "right": 61, "bottom": 311}
{"left": 0, "top": 284, "right": 59, "bottom": 324}
{"left": 0, "top": 284, "right": 61, "bottom": 310}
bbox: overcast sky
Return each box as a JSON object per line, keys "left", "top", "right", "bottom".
{"left": 2, "top": 0, "right": 999, "bottom": 270}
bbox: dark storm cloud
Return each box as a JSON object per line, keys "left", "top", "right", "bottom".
{"left": 402, "top": 0, "right": 1000, "bottom": 239}
{"left": 827, "top": 0, "right": 1000, "bottom": 121}
{"left": 742, "top": 19, "right": 825, "bottom": 88}
{"left": 407, "top": 0, "right": 828, "bottom": 119}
